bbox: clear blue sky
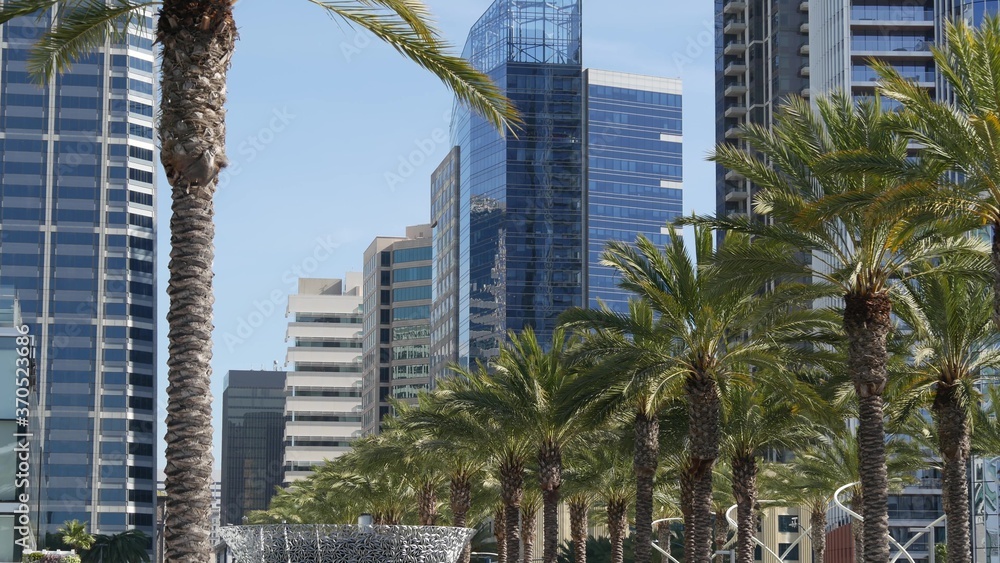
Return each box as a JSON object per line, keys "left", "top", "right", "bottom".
{"left": 153, "top": 0, "right": 717, "bottom": 478}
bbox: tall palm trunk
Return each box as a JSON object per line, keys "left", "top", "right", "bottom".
{"left": 500, "top": 456, "right": 525, "bottom": 561}
{"left": 714, "top": 509, "right": 726, "bottom": 563}
{"left": 522, "top": 503, "right": 538, "bottom": 563}
{"left": 452, "top": 472, "right": 473, "bottom": 563}
{"left": 844, "top": 292, "right": 891, "bottom": 563}
{"left": 418, "top": 481, "right": 438, "bottom": 526}
{"left": 634, "top": 411, "right": 660, "bottom": 563}
{"left": 686, "top": 374, "right": 721, "bottom": 563}
{"left": 935, "top": 382, "right": 972, "bottom": 563}
{"left": 608, "top": 499, "right": 629, "bottom": 563}
{"left": 731, "top": 455, "right": 757, "bottom": 563}
{"left": 158, "top": 1, "right": 235, "bottom": 561}
{"left": 657, "top": 521, "right": 673, "bottom": 561}
{"left": 850, "top": 495, "right": 864, "bottom": 563}
{"left": 568, "top": 496, "right": 589, "bottom": 563}
{"left": 810, "top": 505, "right": 827, "bottom": 563}
{"left": 495, "top": 505, "right": 508, "bottom": 563}
{"left": 539, "top": 440, "right": 562, "bottom": 563}
{"left": 992, "top": 220, "right": 1000, "bottom": 325}
{"left": 681, "top": 463, "right": 695, "bottom": 563}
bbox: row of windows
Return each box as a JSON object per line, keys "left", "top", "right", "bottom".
{"left": 851, "top": 32, "right": 932, "bottom": 51}
{"left": 391, "top": 364, "right": 429, "bottom": 380}
{"left": 393, "top": 246, "right": 432, "bottom": 263}
{"left": 293, "top": 339, "right": 362, "bottom": 349}
{"left": 286, "top": 413, "right": 362, "bottom": 423}
{"left": 392, "top": 344, "right": 429, "bottom": 360}
{"left": 129, "top": 213, "right": 153, "bottom": 229}
{"left": 589, "top": 85, "right": 681, "bottom": 107}
{"left": 393, "top": 305, "right": 430, "bottom": 321}
{"left": 129, "top": 190, "right": 153, "bottom": 206}
{"left": 289, "top": 387, "right": 361, "bottom": 398}
{"left": 294, "top": 315, "right": 362, "bottom": 324}
{"left": 392, "top": 325, "right": 429, "bottom": 341}
{"left": 393, "top": 265, "right": 432, "bottom": 283}
{"left": 392, "top": 285, "right": 431, "bottom": 302}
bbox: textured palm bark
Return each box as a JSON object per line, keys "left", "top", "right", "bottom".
{"left": 993, "top": 220, "right": 1000, "bottom": 325}
{"left": 657, "top": 521, "right": 672, "bottom": 560}
{"left": 158, "top": 1, "right": 235, "bottom": 561}
{"left": 608, "top": 499, "right": 629, "bottom": 563}
{"left": 686, "top": 373, "right": 720, "bottom": 563}
{"left": 634, "top": 412, "right": 660, "bottom": 563}
{"left": 539, "top": 441, "right": 562, "bottom": 563}
{"left": 418, "top": 481, "right": 438, "bottom": 526}
{"left": 714, "top": 510, "right": 726, "bottom": 563}
{"left": 452, "top": 473, "right": 473, "bottom": 563}
{"left": 569, "top": 497, "right": 589, "bottom": 563}
{"left": 681, "top": 465, "right": 694, "bottom": 562}
{"left": 495, "top": 505, "right": 508, "bottom": 563}
{"left": 522, "top": 504, "right": 538, "bottom": 563}
{"left": 844, "top": 292, "right": 891, "bottom": 563}
{"left": 732, "top": 455, "right": 757, "bottom": 563}
{"left": 935, "top": 383, "right": 972, "bottom": 563}
{"left": 810, "top": 506, "right": 827, "bottom": 563}
{"left": 500, "top": 459, "right": 525, "bottom": 561}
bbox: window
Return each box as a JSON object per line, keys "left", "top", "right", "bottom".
{"left": 128, "top": 167, "right": 153, "bottom": 183}
{"left": 393, "top": 285, "right": 431, "bottom": 302}
{"left": 392, "top": 305, "right": 429, "bottom": 321}
{"left": 128, "top": 122, "right": 153, "bottom": 139}
{"left": 128, "top": 190, "right": 153, "bottom": 206}
{"left": 392, "top": 325, "right": 430, "bottom": 341}
{"left": 393, "top": 266, "right": 432, "bottom": 282}
{"left": 393, "top": 246, "right": 432, "bottom": 263}
{"left": 128, "top": 214, "right": 153, "bottom": 229}
{"left": 777, "top": 543, "right": 799, "bottom": 561}
{"left": 778, "top": 515, "right": 799, "bottom": 533}
{"left": 392, "top": 344, "right": 429, "bottom": 360}
{"left": 129, "top": 145, "right": 153, "bottom": 161}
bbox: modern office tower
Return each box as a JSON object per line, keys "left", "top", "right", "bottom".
{"left": 715, "top": 0, "right": 809, "bottom": 222}
{"left": 0, "top": 293, "right": 28, "bottom": 558}
{"left": 282, "top": 277, "right": 364, "bottom": 482}
{"left": 429, "top": 150, "right": 460, "bottom": 385}
{"left": 583, "top": 70, "right": 684, "bottom": 312}
{"left": 0, "top": 9, "right": 158, "bottom": 545}
{"left": 361, "top": 225, "right": 432, "bottom": 435}
{"left": 220, "top": 370, "right": 287, "bottom": 526}
{"left": 444, "top": 0, "right": 585, "bottom": 370}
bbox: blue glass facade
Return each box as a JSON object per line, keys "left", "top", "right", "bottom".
{"left": 451, "top": 0, "right": 584, "bottom": 367}
{"left": 0, "top": 12, "right": 157, "bottom": 544}
{"left": 584, "top": 71, "right": 683, "bottom": 312}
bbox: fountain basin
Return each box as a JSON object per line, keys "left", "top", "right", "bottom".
{"left": 219, "top": 524, "right": 475, "bottom": 563}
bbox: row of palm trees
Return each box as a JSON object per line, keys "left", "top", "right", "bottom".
{"left": 247, "top": 14, "right": 1000, "bottom": 563}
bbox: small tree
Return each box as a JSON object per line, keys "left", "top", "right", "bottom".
{"left": 58, "top": 520, "right": 94, "bottom": 552}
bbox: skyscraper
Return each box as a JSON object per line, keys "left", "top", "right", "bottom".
{"left": 220, "top": 370, "right": 287, "bottom": 526}
{"left": 584, "top": 70, "right": 684, "bottom": 312}
{"left": 361, "top": 225, "right": 432, "bottom": 435}
{"left": 0, "top": 10, "right": 158, "bottom": 543}
{"left": 715, "top": 0, "right": 810, "bottom": 222}
{"left": 282, "top": 277, "right": 363, "bottom": 482}
{"left": 429, "top": 150, "right": 460, "bottom": 386}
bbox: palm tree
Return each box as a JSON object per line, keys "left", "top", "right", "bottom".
{"left": 720, "top": 382, "right": 814, "bottom": 563}
{"left": 0, "top": 2, "right": 518, "bottom": 560}
{"left": 521, "top": 488, "right": 543, "bottom": 563}
{"left": 869, "top": 15, "right": 1000, "bottom": 324}
{"left": 59, "top": 520, "right": 95, "bottom": 552}
{"left": 82, "top": 530, "right": 151, "bottom": 563}
{"left": 445, "top": 327, "right": 584, "bottom": 563}
{"left": 889, "top": 262, "right": 1000, "bottom": 563}
{"left": 561, "top": 225, "right": 832, "bottom": 563}
{"left": 696, "top": 93, "right": 989, "bottom": 563}
{"left": 577, "top": 443, "right": 634, "bottom": 563}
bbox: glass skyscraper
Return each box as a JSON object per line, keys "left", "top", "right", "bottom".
{"left": 428, "top": 0, "right": 684, "bottom": 379}
{"left": 0, "top": 10, "right": 158, "bottom": 544}
{"left": 584, "top": 70, "right": 683, "bottom": 312}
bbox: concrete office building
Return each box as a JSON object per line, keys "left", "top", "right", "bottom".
{"left": 361, "top": 225, "right": 432, "bottom": 435}
{"left": 282, "top": 277, "right": 364, "bottom": 482}
{"left": 220, "top": 370, "right": 287, "bottom": 526}
{"left": 0, "top": 9, "right": 158, "bottom": 544}
{"left": 429, "top": 0, "right": 684, "bottom": 378}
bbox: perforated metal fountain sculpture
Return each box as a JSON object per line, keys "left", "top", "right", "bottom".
{"left": 219, "top": 524, "right": 476, "bottom": 563}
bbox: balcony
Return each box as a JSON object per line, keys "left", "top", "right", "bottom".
{"left": 725, "top": 169, "right": 746, "bottom": 182}
{"left": 724, "top": 0, "right": 747, "bottom": 14}
{"left": 800, "top": 22, "right": 809, "bottom": 33}
{"left": 800, "top": 64, "right": 810, "bottom": 77}
{"left": 725, "top": 127, "right": 742, "bottom": 139}
{"left": 800, "top": 43, "right": 810, "bottom": 55}
{"left": 724, "top": 40, "right": 747, "bottom": 55}
{"left": 724, "top": 19, "right": 747, "bottom": 34}
{"left": 724, "top": 104, "right": 747, "bottom": 118}
{"left": 801, "top": 88, "right": 811, "bottom": 98}
{"left": 724, "top": 83, "right": 747, "bottom": 97}
{"left": 725, "top": 187, "right": 749, "bottom": 202}
{"left": 800, "top": 1, "right": 808, "bottom": 11}
{"left": 724, "top": 62, "right": 747, "bottom": 76}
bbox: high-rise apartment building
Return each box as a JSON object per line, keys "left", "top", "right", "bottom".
{"left": 282, "top": 278, "right": 364, "bottom": 482}
{"left": 584, "top": 70, "right": 684, "bottom": 312}
{"left": 0, "top": 10, "right": 158, "bottom": 543}
{"left": 428, "top": 0, "right": 684, "bottom": 380}
{"left": 715, "top": 0, "right": 810, "bottom": 222}
{"left": 361, "top": 226, "right": 432, "bottom": 435}
{"left": 220, "top": 370, "right": 287, "bottom": 526}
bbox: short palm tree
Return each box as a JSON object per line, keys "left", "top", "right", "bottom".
{"left": 82, "top": 530, "right": 151, "bottom": 563}
{"left": 721, "top": 382, "right": 814, "bottom": 563}
{"left": 0, "top": 2, "right": 518, "bottom": 559}
{"left": 59, "top": 520, "right": 95, "bottom": 552}
{"left": 521, "top": 488, "right": 543, "bottom": 563}
{"left": 890, "top": 262, "right": 1000, "bottom": 563}
{"left": 871, "top": 14, "right": 1000, "bottom": 324}
{"left": 572, "top": 442, "right": 635, "bottom": 563}
{"left": 445, "top": 327, "right": 583, "bottom": 563}
{"left": 697, "top": 93, "right": 989, "bottom": 563}
{"left": 561, "top": 225, "right": 833, "bottom": 563}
